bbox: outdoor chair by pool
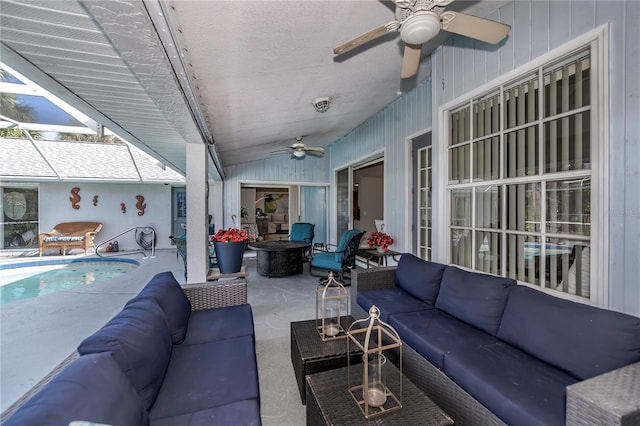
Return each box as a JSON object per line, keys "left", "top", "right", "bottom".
{"left": 170, "top": 235, "right": 218, "bottom": 279}
{"left": 309, "top": 228, "right": 364, "bottom": 282}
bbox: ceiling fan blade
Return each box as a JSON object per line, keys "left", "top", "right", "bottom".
{"left": 401, "top": 44, "right": 422, "bottom": 78}
{"left": 333, "top": 22, "right": 397, "bottom": 56}
{"left": 305, "top": 146, "right": 325, "bottom": 153}
{"left": 307, "top": 151, "right": 325, "bottom": 158}
{"left": 441, "top": 11, "right": 511, "bottom": 44}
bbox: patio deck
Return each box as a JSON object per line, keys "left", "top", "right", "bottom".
{"left": 1, "top": 248, "right": 317, "bottom": 425}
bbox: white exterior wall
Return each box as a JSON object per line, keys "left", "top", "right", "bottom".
{"left": 38, "top": 182, "right": 174, "bottom": 251}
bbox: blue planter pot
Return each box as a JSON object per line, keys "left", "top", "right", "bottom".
{"left": 213, "top": 241, "right": 246, "bottom": 273}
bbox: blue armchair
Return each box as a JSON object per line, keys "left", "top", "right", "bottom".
{"left": 310, "top": 229, "right": 365, "bottom": 282}
{"left": 289, "top": 222, "right": 315, "bottom": 260}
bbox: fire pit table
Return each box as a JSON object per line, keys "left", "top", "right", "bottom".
{"left": 249, "top": 240, "right": 311, "bottom": 277}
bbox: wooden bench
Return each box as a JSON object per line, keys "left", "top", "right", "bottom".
{"left": 38, "top": 222, "right": 103, "bottom": 256}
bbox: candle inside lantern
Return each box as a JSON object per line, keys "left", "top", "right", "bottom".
{"left": 324, "top": 324, "right": 340, "bottom": 337}
{"left": 364, "top": 353, "right": 387, "bottom": 407}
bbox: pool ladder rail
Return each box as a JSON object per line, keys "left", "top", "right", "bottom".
{"left": 95, "top": 226, "right": 156, "bottom": 259}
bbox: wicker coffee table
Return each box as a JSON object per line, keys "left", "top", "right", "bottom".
{"left": 291, "top": 317, "right": 361, "bottom": 404}
{"left": 305, "top": 363, "right": 453, "bottom": 426}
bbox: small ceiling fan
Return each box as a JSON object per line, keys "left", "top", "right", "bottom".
{"left": 273, "top": 136, "right": 325, "bottom": 159}
{"left": 334, "top": 0, "right": 511, "bottom": 78}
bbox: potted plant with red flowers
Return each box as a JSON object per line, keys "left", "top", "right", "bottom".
{"left": 367, "top": 231, "right": 394, "bottom": 253}
{"left": 211, "top": 227, "right": 252, "bottom": 273}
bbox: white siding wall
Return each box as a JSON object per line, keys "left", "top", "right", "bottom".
{"left": 39, "top": 182, "right": 174, "bottom": 250}
{"left": 329, "top": 80, "right": 433, "bottom": 250}
{"left": 432, "top": 0, "right": 639, "bottom": 316}
{"left": 220, "top": 154, "right": 330, "bottom": 229}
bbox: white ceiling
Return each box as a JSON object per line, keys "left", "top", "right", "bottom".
{"left": 0, "top": 0, "right": 509, "bottom": 174}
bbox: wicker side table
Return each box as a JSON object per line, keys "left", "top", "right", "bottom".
{"left": 291, "top": 317, "right": 361, "bottom": 404}
{"left": 566, "top": 362, "right": 640, "bottom": 425}
{"left": 305, "top": 364, "right": 453, "bottom": 426}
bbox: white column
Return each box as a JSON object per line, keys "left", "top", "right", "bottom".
{"left": 186, "top": 142, "right": 208, "bottom": 284}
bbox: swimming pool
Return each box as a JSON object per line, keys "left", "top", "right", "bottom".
{"left": 0, "top": 258, "right": 140, "bottom": 304}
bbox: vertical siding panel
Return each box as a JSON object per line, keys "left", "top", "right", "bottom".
{"left": 549, "top": 1, "right": 571, "bottom": 49}
{"left": 530, "top": 0, "right": 550, "bottom": 59}
{"left": 623, "top": 0, "right": 640, "bottom": 315}
{"left": 571, "top": 1, "right": 596, "bottom": 38}
{"left": 499, "top": 1, "right": 516, "bottom": 75}
{"left": 485, "top": 10, "right": 502, "bottom": 82}
{"left": 596, "top": 0, "right": 632, "bottom": 314}
{"left": 462, "top": 37, "right": 475, "bottom": 94}
{"left": 474, "top": 41, "right": 487, "bottom": 88}
{"left": 513, "top": 0, "right": 532, "bottom": 67}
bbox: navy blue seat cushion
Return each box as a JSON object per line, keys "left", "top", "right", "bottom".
{"left": 388, "top": 309, "right": 498, "bottom": 370}
{"left": 133, "top": 271, "right": 191, "bottom": 344}
{"left": 444, "top": 341, "right": 579, "bottom": 426}
{"left": 395, "top": 254, "right": 446, "bottom": 304}
{"left": 3, "top": 352, "right": 148, "bottom": 426}
{"left": 150, "top": 399, "right": 261, "bottom": 426}
{"left": 498, "top": 285, "right": 640, "bottom": 380}
{"left": 181, "top": 304, "right": 255, "bottom": 346}
{"left": 357, "top": 288, "right": 433, "bottom": 322}
{"left": 77, "top": 298, "right": 172, "bottom": 410}
{"left": 149, "top": 335, "right": 260, "bottom": 420}
{"left": 435, "top": 266, "right": 516, "bottom": 335}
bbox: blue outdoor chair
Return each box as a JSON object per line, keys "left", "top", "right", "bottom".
{"left": 309, "top": 228, "right": 365, "bottom": 282}
{"left": 289, "top": 222, "right": 315, "bottom": 260}
{"left": 169, "top": 234, "right": 217, "bottom": 279}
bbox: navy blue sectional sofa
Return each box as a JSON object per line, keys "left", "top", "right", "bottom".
{"left": 352, "top": 254, "right": 640, "bottom": 425}
{"left": 3, "top": 272, "right": 261, "bottom": 426}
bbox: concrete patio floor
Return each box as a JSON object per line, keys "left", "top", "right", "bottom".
{"left": 1, "top": 248, "right": 324, "bottom": 425}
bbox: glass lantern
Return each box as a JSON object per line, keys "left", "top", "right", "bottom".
{"left": 315, "top": 272, "right": 349, "bottom": 341}
{"left": 347, "top": 305, "right": 402, "bottom": 419}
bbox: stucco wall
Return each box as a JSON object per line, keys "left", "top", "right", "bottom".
{"left": 38, "top": 182, "right": 174, "bottom": 251}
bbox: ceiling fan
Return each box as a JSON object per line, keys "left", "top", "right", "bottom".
{"left": 333, "top": 0, "right": 511, "bottom": 78}
{"left": 274, "top": 137, "right": 325, "bottom": 159}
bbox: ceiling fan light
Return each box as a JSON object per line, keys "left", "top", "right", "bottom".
{"left": 293, "top": 150, "right": 306, "bottom": 158}
{"left": 400, "top": 11, "right": 440, "bottom": 45}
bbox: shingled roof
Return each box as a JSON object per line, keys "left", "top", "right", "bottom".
{"left": 0, "top": 138, "right": 184, "bottom": 183}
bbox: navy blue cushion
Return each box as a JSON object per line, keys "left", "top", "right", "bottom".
{"left": 3, "top": 352, "right": 148, "bottom": 426}
{"left": 435, "top": 266, "right": 516, "bottom": 335}
{"left": 181, "top": 304, "right": 255, "bottom": 346}
{"left": 149, "top": 335, "right": 260, "bottom": 420}
{"left": 133, "top": 271, "right": 191, "bottom": 344}
{"left": 388, "top": 309, "right": 498, "bottom": 370}
{"left": 78, "top": 298, "right": 172, "bottom": 410}
{"left": 150, "top": 399, "right": 261, "bottom": 426}
{"left": 498, "top": 285, "right": 640, "bottom": 380}
{"left": 395, "top": 254, "right": 446, "bottom": 304}
{"left": 357, "top": 288, "right": 432, "bottom": 322}
{"left": 444, "top": 342, "right": 578, "bottom": 426}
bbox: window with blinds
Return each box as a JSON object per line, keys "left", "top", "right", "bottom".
{"left": 448, "top": 48, "right": 592, "bottom": 299}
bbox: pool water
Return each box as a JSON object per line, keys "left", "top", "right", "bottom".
{"left": 0, "top": 259, "right": 139, "bottom": 304}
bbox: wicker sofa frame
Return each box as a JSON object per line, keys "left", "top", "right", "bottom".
{"left": 352, "top": 266, "right": 640, "bottom": 425}
{"left": 0, "top": 278, "right": 248, "bottom": 423}
{"left": 38, "top": 221, "right": 103, "bottom": 256}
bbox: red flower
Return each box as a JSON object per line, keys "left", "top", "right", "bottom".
{"left": 211, "top": 227, "right": 252, "bottom": 243}
{"left": 367, "top": 231, "right": 394, "bottom": 250}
